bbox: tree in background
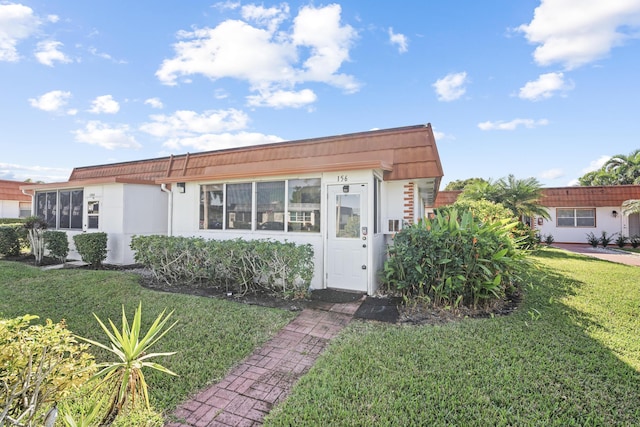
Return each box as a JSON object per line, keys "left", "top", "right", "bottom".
{"left": 459, "top": 174, "right": 550, "bottom": 221}
{"left": 444, "top": 177, "right": 488, "bottom": 191}
{"left": 579, "top": 149, "right": 640, "bottom": 185}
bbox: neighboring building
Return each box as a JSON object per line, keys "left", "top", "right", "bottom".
{"left": 434, "top": 185, "right": 640, "bottom": 244}
{"left": 21, "top": 124, "right": 444, "bottom": 295}
{"left": 0, "top": 179, "right": 31, "bottom": 219}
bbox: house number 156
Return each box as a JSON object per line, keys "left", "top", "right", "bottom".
{"left": 337, "top": 175, "right": 348, "bottom": 182}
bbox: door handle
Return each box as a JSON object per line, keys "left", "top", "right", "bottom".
{"left": 362, "top": 244, "right": 367, "bottom": 248}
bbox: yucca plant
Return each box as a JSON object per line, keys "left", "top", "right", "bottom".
{"left": 80, "top": 303, "right": 178, "bottom": 426}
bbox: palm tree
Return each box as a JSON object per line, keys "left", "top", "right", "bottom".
{"left": 601, "top": 150, "right": 640, "bottom": 185}
{"left": 460, "top": 175, "right": 550, "bottom": 221}
{"left": 578, "top": 169, "right": 618, "bottom": 186}
{"left": 622, "top": 199, "right": 640, "bottom": 216}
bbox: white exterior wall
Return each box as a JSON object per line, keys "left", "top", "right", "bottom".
{"left": 169, "top": 169, "right": 405, "bottom": 294}
{"left": 64, "top": 184, "right": 166, "bottom": 265}
{"left": 536, "top": 206, "right": 625, "bottom": 244}
{"left": 0, "top": 200, "right": 20, "bottom": 218}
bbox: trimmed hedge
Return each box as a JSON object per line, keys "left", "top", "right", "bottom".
{"left": 0, "top": 218, "right": 26, "bottom": 225}
{"left": 73, "top": 232, "right": 108, "bottom": 267}
{"left": 0, "top": 226, "right": 20, "bottom": 257}
{"left": 44, "top": 230, "right": 69, "bottom": 263}
{"left": 130, "top": 235, "right": 314, "bottom": 299}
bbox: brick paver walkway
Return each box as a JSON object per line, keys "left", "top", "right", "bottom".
{"left": 166, "top": 298, "right": 363, "bottom": 427}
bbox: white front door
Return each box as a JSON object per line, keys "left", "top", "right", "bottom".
{"left": 326, "top": 184, "right": 368, "bottom": 292}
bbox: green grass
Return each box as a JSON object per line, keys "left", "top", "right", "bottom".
{"left": 265, "top": 248, "right": 640, "bottom": 426}
{"left": 0, "top": 261, "right": 296, "bottom": 411}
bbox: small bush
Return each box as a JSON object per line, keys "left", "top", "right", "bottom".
{"left": 544, "top": 234, "right": 555, "bottom": 245}
{"left": 615, "top": 234, "right": 628, "bottom": 248}
{"left": 382, "top": 208, "right": 525, "bottom": 309}
{"left": 44, "top": 230, "right": 69, "bottom": 263}
{"left": 0, "top": 315, "right": 96, "bottom": 426}
{"left": 0, "top": 226, "right": 20, "bottom": 256}
{"left": 600, "top": 231, "right": 614, "bottom": 248}
{"left": 73, "top": 232, "right": 108, "bottom": 267}
{"left": 631, "top": 236, "right": 640, "bottom": 249}
{"left": 586, "top": 232, "right": 600, "bottom": 248}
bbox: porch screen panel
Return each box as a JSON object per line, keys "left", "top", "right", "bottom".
{"left": 226, "top": 183, "right": 252, "bottom": 230}
{"left": 287, "top": 179, "right": 320, "bottom": 232}
{"left": 257, "top": 181, "right": 285, "bottom": 231}
{"left": 35, "top": 191, "right": 58, "bottom": 228}
{"left": 200, "top": 184, "right": 223, "bottom": 229}
{"left": 59, "top": 191, "right": 71, "bottom": 229}
{"left": 70, "top": 190, "right": 83, "bottom": 229}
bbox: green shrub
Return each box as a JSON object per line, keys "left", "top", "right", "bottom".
{"left": 130, "top": 235, "right": 314, "bottom": 299}
{"left": 600, "top": 231, "right": 614, "bottom": 248}
{"left": 73, "top": 232, "right": 108, "bottom": 267}
{"left": 0, "top": 218, "right": 26, "bottom": 225}
{"left": 615, "top": 234, "right": 629, "bottom": 248}
{"left": 44, "top": 230, "right": 69, "bottom": 263}
{"left": 0, "top": 226, "right": 20, "bottom": 257}
{"left": 586, "top": 232, "right": 600, "bottom": 247}
{"left": 544, "top": 234, "right": 554, "bottom": 245}
{"left": 382, "top": 208, "right": 525, "bottom": 309}
{"left": 631, "top": 236, "right": 640, "bottom": 249}
{"left": 0, "top": 315, "right": 96, "bottom": 427}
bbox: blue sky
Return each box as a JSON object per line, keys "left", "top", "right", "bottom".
{"left": 1, "top": 0, "right": 639, "bottom": 188}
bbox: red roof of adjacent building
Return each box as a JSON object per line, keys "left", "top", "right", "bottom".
{"left": 0, "top": 179, "right": 31, "bottom": 202}
{"left": 434, "top": 185, "right": 640, "bottom": 208}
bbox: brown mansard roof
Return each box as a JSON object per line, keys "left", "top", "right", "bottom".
{"left": 434, "top": 185, "right": 640, "bottom": 208}
{"left": 0, "top": 179, "right": 31, "bottom": 202}
{"left": 65, "top": 124, "right": 443, "bottom": 184}
{"left": 22, "top": 124, "right": 443, "bottom": 192}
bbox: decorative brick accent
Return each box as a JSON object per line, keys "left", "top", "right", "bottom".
{"left": 403, "top": 182, "right": 415, "bottom": 225}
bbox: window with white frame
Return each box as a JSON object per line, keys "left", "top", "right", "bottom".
{"left": 19, "top": 202, "right": 31, "bottom": 218}
{"left": 199, "top": 179, "right": 321, "bottom": 232}
{"left": 557, "top": 208, "right": 595, "bottom": 227}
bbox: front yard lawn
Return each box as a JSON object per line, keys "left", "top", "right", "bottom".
{"left": 0, "top": 261, "right": 296, "bottom": 411}
{"left": 265, "top": 248, "right": 640, "bottom": 426}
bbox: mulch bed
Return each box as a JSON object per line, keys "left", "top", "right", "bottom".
{"left": 2, "top": 255, "right": 523, "bottom": 325}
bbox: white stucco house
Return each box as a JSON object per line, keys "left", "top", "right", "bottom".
{"left": 0, "top": 179, "right": 31, "bottom": 219}
{"left": 21, "top": 124, "right": 444, "bottom": 295}
{"left": 435, "top": 185, "right": 640, "bottom": 244}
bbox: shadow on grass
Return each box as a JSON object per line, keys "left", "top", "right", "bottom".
{"left": 265, "top": 248, "right": 640, "bottom": 426}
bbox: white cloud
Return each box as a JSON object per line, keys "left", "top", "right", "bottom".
{"left": 213, "top": 1, "right": 240, "bottom": 12}
{"left": 28, "top": 90, "right": 72, "bottom": 112}
{"left": 246, "top": 88, "right": 317, "bottom": 108}
{"left": 73, "top": 121, "right": 141, "bottom": 150}
{"left": 478, "top": 118, "right": 549, "bottom": 131}
{"left": 46, "top": 14, "right": 59, "bottom": 23}
{"left": 388, "top": 27, "right": 408, "bottom": 53}
{"left": 0, "top": 3, "right": 40, "bottom": 62}
{"left": 89, "top": 95, "right": 120, "bottom": 114}
{"left": 35, "top": 40, "right": 71, "bottom": 66}
{"left": 517, "top": 0, "right": 640, "bottom": 69}
{"left": 518, "top": 72, "right": 574, "bottom": 101}
{"left": 433, "top": 130, "right": 455, "bottom": 141}
{"left": 156, "top": 4, "right": 359, "bottom": 108}
{"left": 88, "top": 46, "right": 127, "bottom": 63}
{"left": 241, "top": 3, "right": 289, "bottom": 32}
{"left": 162, "top": 131, "right": 284, "bottom": 151}
{"left": 539, "top": 168, "right": 565, "bottom": 180}
{"left": 140, "top": 109, "right": 249, "bottom": 138}
{"left": 433, "top": 72, "right": 469, "bottom": 101}
{"left": 0, "top": 162, "right": 70, "bottom": 183}
{"left": 582, "top": 155, "right": 611, "bottom": 173}
{"left": 144, "top": 97, "right": 164, "bottom": 109}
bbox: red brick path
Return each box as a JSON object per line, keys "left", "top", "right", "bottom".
{"left": 166, "top": 299, "right": 363, "bottom": 427}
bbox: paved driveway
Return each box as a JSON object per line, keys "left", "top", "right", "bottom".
{"left": 552, "top": 243, "right": 640, "bottom": 267}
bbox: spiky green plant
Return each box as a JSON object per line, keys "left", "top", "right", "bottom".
{"left": 80, "top": 303, "right": 177, "bottom": 426}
